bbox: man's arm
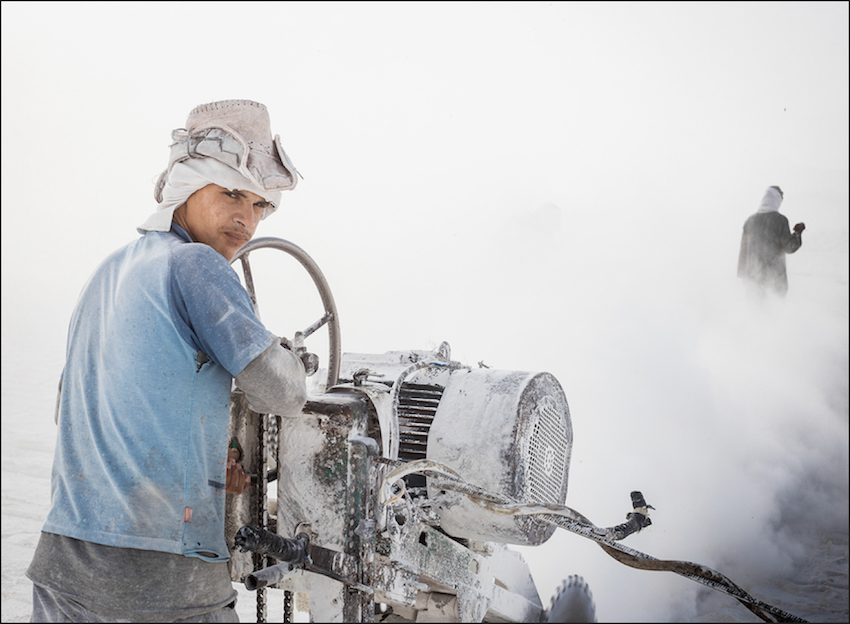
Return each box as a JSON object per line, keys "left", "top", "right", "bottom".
{"left": 234, "top": 340, "right": 307, "bottom": 417}
{"left": 54, "top": 374, "right": 63, "bottom": 425}
{"left": 737, "top": 226, "right": 750, "bottom": 278}
{"left": 784, "top": 226, "right": 803, "bottom": 254}
{"left": 776, "top": 214, "right": 802, "bottom": 254}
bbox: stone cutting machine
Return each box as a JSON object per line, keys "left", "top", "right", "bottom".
{"left": 225, "top": 237, "right": 597, "bottom": 623}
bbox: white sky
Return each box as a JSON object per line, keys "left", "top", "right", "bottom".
{"left": 2, "top": 2, "right": 848, "bottom": 341}
{"left": 2, "top": 2, "right": 848, "bottom": 621}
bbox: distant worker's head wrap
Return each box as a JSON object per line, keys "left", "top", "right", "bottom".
{"left": 756, "top": 186, "right": 784, "bottom": 214}
{"left": 138, "top": 100, "right": 299, "bottom": 233}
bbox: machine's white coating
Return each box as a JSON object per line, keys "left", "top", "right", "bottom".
{"left": 426, "top": 368, "right": 572, "bottom": 545}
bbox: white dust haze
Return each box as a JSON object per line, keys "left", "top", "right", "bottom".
{"left": 2, "top": 2, "right": 847, "bottom": 622}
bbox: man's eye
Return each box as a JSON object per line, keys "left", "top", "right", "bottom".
{"left": 223, "top": 191, "right": 238, "bottom": 199}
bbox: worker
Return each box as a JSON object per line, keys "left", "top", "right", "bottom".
{"left": 27, "top": 100, "right": 311, "bottom": 622}
{"left": 737, "top": 185, "right": 805, "bottom": 298}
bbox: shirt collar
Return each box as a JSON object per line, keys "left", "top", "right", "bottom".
{"left": 170, "top": 223, "right": 193, "bottom": 243}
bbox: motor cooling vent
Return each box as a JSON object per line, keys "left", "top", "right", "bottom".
{"left": 397, "top": 383, "right": 442, "bottom": 463}
{"left": 526, "top": 396, "right": 571, "bottom": 505}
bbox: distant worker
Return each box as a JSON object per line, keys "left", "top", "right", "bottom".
{"left": 737, "top": 186, "right": 805, "bottom": 297}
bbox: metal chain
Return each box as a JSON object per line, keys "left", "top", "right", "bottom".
{"left": 283, "top": 590, "right": 292, "bottom": 624}
{"left": 255, "top": 410, "right": 268, "bottom": 624}
{"left": 265, "top": 414, "right": 279, "bottom": 472}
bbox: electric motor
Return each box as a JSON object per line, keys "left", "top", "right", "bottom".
{"left": 425, "top": 368, "right": 572, "bottom": 545}
{"left": 338, "top": 350, "right": 573, "bottom": 546}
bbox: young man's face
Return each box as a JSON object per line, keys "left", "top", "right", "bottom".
{"left": 174, "top": 184, "right": 270, "bottom": 261}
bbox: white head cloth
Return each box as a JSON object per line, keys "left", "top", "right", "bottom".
{"left": 137, "top": 158, "right": 282, "bottom": 234}
{"left": 756, "top": 186, "right": 783, "bottom": 214}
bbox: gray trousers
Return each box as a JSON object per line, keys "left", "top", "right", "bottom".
{"left": 31, "top": 584, "right": 240, "bottom": 623}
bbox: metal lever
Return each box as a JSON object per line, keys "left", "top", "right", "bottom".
{"left": 237, "top": 525, "right": 373, "bottom": 595}
{"left": 235, "top": 526, "right": 310, "bottom": 564}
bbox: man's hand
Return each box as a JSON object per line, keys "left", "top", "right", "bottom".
{"left": 299, "top": 351, "right": 319, "bottom": 376}
{"left": 226, "top": 447, "right": 251, "bottom": 494}
{"left": 281, "top": 335, "right": 319, "bottom": 376}
{"left": 793, "top": 222, "right": 806, "bottom": 233}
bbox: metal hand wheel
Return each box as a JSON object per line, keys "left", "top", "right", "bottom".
{"left": 231, "top": 237, "right": 341, "bottom": 391}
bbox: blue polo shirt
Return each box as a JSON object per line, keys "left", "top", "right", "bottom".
{"left": 43, "top": 225, "right": 274, "bottom": 561}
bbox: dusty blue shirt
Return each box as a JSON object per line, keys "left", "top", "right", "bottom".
{"left": 43, "top": 225, "right": 274, "bottom": 562}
